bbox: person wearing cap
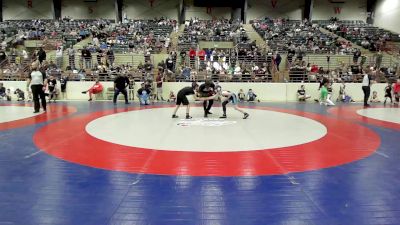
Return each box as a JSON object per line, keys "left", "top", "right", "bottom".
{"left": 27, "top": 61, "right": 47, "bottom": 113}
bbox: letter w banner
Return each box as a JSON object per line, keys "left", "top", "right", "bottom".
{"left": 27, "top": 0, "right": 33, "bottom": 8}
{"left": 271, "top": 0, "right": 278, "bottom": 8}
{"left": 334, "top": 7, "right": 342, "bottom": 14}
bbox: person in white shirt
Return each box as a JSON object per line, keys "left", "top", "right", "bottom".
{"left": 27, "top": 61, "right": 47, "bottom": 113}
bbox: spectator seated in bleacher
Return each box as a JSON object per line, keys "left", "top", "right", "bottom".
{"left": 81, "top": 79, "right": 103, "bottom": 101}
{"left": 297, "top": 85, "right": 311, "bottom": 101}
{"left": 137, "top": 83, "right": 151, "bottom": 105}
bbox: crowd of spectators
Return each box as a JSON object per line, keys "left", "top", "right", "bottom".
{"left": 323, "top": 18, "right": 399, "bottom": 52}
{"left": 252, "top": 18, "right": 359, "bottom": 55}
{"left": 178, "top": 18, "right": 249, "bottom": 50}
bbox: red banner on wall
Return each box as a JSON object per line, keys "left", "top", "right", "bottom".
{"left": 27, "top": 0, "right": 33, "bottom": 8}
{"left": 334, "top": 7, "right": 342, "bottom": 14}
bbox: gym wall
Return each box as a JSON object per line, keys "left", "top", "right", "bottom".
{"left": 61, "top": 0, "right": 116, "bottom": 20}
{"left": 122, "top": 0, "right": 179, "bottom": 20}
{"left": 1, "top": 81, "right": 387, "bottom": 102}
{"left": 246, "top": 0, "right": 303, "bottom": 22}
{"left": 374, "top": 0, "right": 400, "bottom": 33}
{"left": 312, "top": 0, "right": 368, "bottom": 21}
{"left": 3, "top": 0, "right": 53, "bottom": 20}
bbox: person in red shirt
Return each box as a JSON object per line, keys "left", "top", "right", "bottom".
{"left": 198, "top": 49, "right": 205, "bottom": 60}
{"left": 189, "top": 48, "right": 196, "bottom": 67}
{"left": 393, "top": 79, "right": 400, "bottom": 105}
{"left": 198, "top": 49, "right": 206, "bottom": 69}
{"left": 82, "top": 80, "right": 103, "bottom": 101}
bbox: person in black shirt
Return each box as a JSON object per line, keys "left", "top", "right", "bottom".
{"left": 106, "top": 49, "right": 114, "bottom": 66}
{"left": 0, "top": 83, "right": 5, "bottom": 98}
{"left": 384, "top": 82, "right": 393, "bottom": 105}
{"left": 37, "top": 48, "right": 46, "bottom": 64}
{"left": 113, "top": 74, "right": 130, "bottom": 104}
{"left": 47, "top": 76, "right": 57, "bottom": 103}
{"left": 0, "top": 50, "right": 7, "bottom": 62}
{"left": 199, "top": 80, "right": 216, "bottom": 118}
{"left": 60, "top": 75, "right": 68, "bottom": 99}
{"left": 172, "top": 82, "right": 215, "bottom": 119}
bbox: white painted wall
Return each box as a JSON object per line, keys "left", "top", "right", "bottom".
{"left": 374, "top": 0, "right": 400, "bottom": 33}
{"left": 247, "top": 0, "right": 303, "bottom": 22}
{"left": 123, "top": 0, "right": 179, "bottom": 20}
{"left": 3, "top": 0, "right": 53, "bottom": 20}
{"left": 61, "top": 0, "right": 116, "bottom": 20}
{"left": 312, "top": 0, "right": 367, "bottom": 21}
{"left": 185, "top": 7, "right": 231, "bottom": 20}
{"left": 1, "top": 81, "right": 387, "bottom": 102}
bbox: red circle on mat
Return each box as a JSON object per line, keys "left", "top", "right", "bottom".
{"left": 33, "top": 105, "right": 380, "bottom": 176}
{"left": 329, "top": 106, "right": 400, "bottom": 130}
{"left": 0, "top": 104, "right": 77, "bottom": 131}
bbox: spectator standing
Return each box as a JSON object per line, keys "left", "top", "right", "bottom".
{"left": 82, "top": 47, "right": 92, "bottom": 69}
{"left": 0, "top": 83, "right": 7, "bottom": 100}
{"left": 60, "top": 75, "right": 68, "bottom": 100}
{"left": 67, "top": 46, "right": 76, "bottom": 70}
{"left": 275, "top": 53, "right": 282, "bottom": 71}
{"left": 27, "top": 62, "right": 47, "bottom": 113}
{"left": 393, "top": 79, "right": 400, "bottom": 105}
{"left": 0, "top": 49, "right": 7, "bottom": 63}
{"left": 375, "top": 50, "right": 383, "bottom": 69}
{"left": 353, "top": 49, "right": 361, "bottom": 64}
{"left": 55, "top": 46, "right": 63, "bottom": 69}
{"left": 156, "top": 73, "right": 165, "bottom": 101}
{"left": 113, "top": 74, "right": 130, "bottom": 105}
{"left": 106, "top": 48, "right": 115, "bottom": 67}
{"left": 37, "top": 48, "right": 46, "bottom": 64}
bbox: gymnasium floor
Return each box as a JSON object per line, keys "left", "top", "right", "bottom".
{"left": 0, "top": 101, "right": 399, "bottom": 225}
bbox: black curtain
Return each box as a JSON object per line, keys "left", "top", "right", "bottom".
{"left": 53, "top": 0, "right": 61, "bottom": 20}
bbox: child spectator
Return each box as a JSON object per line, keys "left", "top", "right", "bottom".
{"left": 384, "top": 82, "right": 393, "bottom": 105}
{"left": 137, "top": 83, "right": 151, "bottom": 105}
{"left": 370, "top": 91, "right": 381, "bottom": 103}
{"left": 168, "top": 91, "right": 176, "bottom": 102}
{"left": 47, "top": 75, "right": 57, "bottom": 103}
{"left": 247, "top": 89, "right": 259, "bottom": 102}
{"left": 6, "top": 89, "right": 11, "bottom": 101}
{"left": 0, "top": 83, "right": 6, "bottom": 100}
{"left": 14, "top": 88, "right": 25, "bottom": 101}
{"left": 60, "top": 75, "right": 68, "bottom": 100}
{"left": 238, "top": 89, "right": 246, "bottom": 102}
{"left": 338, "top": 81, "right": 354, "bottom": 103}
{"left": 82, "top": 80, "right": 103, "bottom": 101}
{"left": 297, "top": 85, "right": 311, "bottom": 101}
